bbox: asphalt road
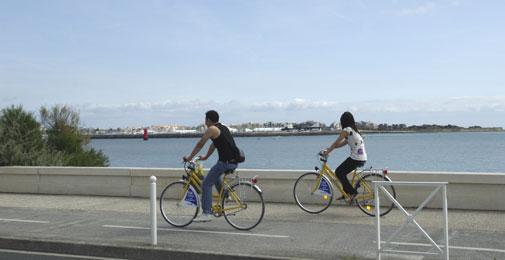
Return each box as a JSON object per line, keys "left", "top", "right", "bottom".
{"left": 1, "top": 194, "right": 504, "bottom": 259}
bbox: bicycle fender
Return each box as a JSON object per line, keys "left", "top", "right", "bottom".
{"left": 383, "top": 175, "right": 393, "bottom": 182}
{"left": 252, "top": 184, "right": 262, "bottom": 194}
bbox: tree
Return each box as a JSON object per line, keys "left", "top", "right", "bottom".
{"left": 40, "top": 105, "right": 84, "bottom": 154}
{"left": 0, "top": 105, "right": 43, "bottom": 165}
{"left": 0, "top": 105, "right": 64, "bottom": 166}
{"left": 40, "top": 105, "right": 109, "bottom": 166}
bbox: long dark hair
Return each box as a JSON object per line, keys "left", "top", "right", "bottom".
{"left": 340, "top": 111, "right": 360, "bottom": 134}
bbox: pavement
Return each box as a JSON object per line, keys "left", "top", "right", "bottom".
{"left": 1, "top": 193, "right": 505, "bottom": 260}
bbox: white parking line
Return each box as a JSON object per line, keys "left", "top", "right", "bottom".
{"left": 0, "top": 248, "right": 126, "bottom": 259}
{"left": 381, "top": 241, "right": 505, "bottom": 254}
{"left": 103, "top": 224, "right": 290, "bottom": 239}
{"left": 0, "top": 218, "right": 49, "bottom": 224}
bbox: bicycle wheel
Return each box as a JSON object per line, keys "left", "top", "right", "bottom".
{"left": 293, "top": 172, "right": 333, "bottom": 214}
{"left": 223, "top": 182, "right": 265, "bottom": 231}
{"left": 160, "top": 181, "right": 199, "bottom": 227}
{"left": 354, "top": 173, "right": 396, "bottom": 217}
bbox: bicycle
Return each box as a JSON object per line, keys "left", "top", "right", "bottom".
{"left": 159, "top": 157, "right": 265, "bottom": 230}
{"left": 293, "top": 152, "right": 396, "bottom": 216}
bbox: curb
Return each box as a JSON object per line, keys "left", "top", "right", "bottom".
{"left": 0, "top": 237, "right": 296, "bottom": 260}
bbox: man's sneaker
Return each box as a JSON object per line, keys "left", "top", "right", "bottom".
{"left": 193, "top": 213, "right": 213, "bottom": 222}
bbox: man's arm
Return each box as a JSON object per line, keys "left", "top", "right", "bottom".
{"left": 184, "top": 126, "right": 219, "bottom": 161}
{"left": 200, "top": 144, "right": 215, "bottom": 160}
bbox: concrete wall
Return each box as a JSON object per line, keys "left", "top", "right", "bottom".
{"left": 1, "top": 166, "right": 504, "bottom": 211}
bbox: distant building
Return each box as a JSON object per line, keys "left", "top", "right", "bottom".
{"left": 330, "top": 121, "right": 341, "bottom": 130}
{"left": 174, "top": 129, "right": 198, "bottom": 134}
{"left": 253, "top": 127, "right": 282, "bottom": 132}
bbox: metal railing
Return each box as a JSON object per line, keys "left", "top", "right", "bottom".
{"left": 374, "top": 181, "right": 449, "bottom": 260}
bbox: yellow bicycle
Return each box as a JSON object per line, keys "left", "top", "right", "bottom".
{"left": 160, "top": 157, "right": 265, "bottom": 230}
{"left": 293, "top": 152, "right": 396, "bottom": 216}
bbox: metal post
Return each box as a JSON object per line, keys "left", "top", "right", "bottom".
{"left": 375, "top": 182, "right": 381, "bottom": 260}
{"left": 150, "top": 176, "right": 157, "bottom": 246}
{"left": 443, "top": 185, "right": 449, "bottom": 260}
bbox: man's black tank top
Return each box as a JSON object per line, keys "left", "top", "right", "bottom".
{"left": 211, "top": 123, "right": 237, "bottom": 163}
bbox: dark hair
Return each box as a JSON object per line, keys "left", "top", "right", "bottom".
{"left": 205, "top": 110, "right": 219, "bottom": 123}
{"left": 340, "top": 111, "right": 360, "bottom": 134}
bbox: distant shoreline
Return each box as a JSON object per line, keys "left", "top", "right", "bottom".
{"left": 89, "top": 128, "right": 504, "bottom": 139}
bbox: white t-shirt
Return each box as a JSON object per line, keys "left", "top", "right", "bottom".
{"left": 343, "top": 127, "right": 367, "bottom": 161}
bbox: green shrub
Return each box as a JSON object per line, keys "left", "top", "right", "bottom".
{"left": 40, "top": 105, "right": 109, "bottom": 167}
{"left": 0, "top": 105, "right": 109, "bottom": 167}
{"left": 65, "top": 148, "right": 110, "bottom": 167}
{"left": 0, "top": 105, "right": 45, "bottom": 166}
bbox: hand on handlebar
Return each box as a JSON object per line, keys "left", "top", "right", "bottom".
{"left": 320, "top": 149, "right": 329, "bottom": 156}
{"left": 183, "top": 156, "right": 201, "bottom": 163}
{"left": 199, "top": 155, "right": 208, "bottom": 161}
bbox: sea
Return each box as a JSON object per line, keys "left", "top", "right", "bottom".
{"left": 90, "top": 131, "right": 505, "bottom": 173}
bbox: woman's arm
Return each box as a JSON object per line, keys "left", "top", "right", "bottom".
{"left": 324, "top": 130, "right": 348, "bottom": 155}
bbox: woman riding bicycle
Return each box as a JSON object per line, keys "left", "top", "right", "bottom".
{"left": 322, "top": 111, "right": 367, "bottom": 204}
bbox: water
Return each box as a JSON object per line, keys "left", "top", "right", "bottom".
{"left": 90, "top": 132, "right": 505, "bottom": 173}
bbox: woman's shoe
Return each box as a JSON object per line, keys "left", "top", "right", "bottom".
{"left": 348, "top": 193, "right": 357, "bottom": 205}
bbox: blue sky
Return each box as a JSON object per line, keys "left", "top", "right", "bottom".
{"left": 1, "top": 0, "right": 504, "bottom": 128}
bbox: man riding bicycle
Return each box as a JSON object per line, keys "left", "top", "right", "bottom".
{"left": 183, "top": 110, "right": 240, "bottom": 222}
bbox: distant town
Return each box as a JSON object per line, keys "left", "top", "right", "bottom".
{"left": 84, "top": 121, "right": 504, "bottom": 139}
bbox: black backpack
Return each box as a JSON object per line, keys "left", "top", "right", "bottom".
{"left": 234, "top": 146, "right": 245, "bottom": 163}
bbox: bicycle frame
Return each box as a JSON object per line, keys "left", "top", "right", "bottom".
{"left": 293, "top": 153, "right": 395, "bottom": 217}
{"left": 182, "top": 160, "right": 253, "bottom": 216}
{"left": 315, "top": 161, "right": 375, "bottom": 201}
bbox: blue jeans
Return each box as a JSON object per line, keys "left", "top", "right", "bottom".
{"left": 202, "top": 161, "right": 237, "bottom": 214}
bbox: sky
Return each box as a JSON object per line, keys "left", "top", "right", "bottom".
{"left": 1, "top": 0, "right": 504, "bottom": 128}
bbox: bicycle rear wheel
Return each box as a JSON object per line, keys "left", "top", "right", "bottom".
{"left": 354, "top": 173, "right": 396, "bottom": 217}
{"left": 160, "top": 181, "right": 199, "bottom": 227}
{"left": 293, "top": 172, "right": 333, "bottom": 214}
{"left": 223, "top": 182, "right": 265, "bottom": 231}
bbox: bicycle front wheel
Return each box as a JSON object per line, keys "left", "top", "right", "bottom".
{"left": 354, "top": 173, "right": 396, "bottom": 217}
{"left": 160, "top": 181, "right": 199, "bottom": 227}
{"left": 293, "top": 172, "right": 333, "bottom": 214}
{"left": 223, "top": 182, "right": 265, "bottom": 231}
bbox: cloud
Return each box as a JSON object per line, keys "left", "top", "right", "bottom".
{"left": 395, "top": 2, "right": 437, "bottom": 16}
{"left": 0, "top": 97, "right": 18, "bottom": 103}
{"left": 246, "top": 97, "right": 505, "bottom": 114}
{"left": 447, "top": 0, "right": 461, "bottom": 6}
{"left": 250, "top": 98, "right": 339, "bottom": 111}
{"left": 354, "top": 97, "right": 505, "bottom": 113}
{"left": 76, "top": 96, "right": 505, "bottom": 128}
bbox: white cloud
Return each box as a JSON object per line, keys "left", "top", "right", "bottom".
{"left": 356, "top": 97, "right": 505, "bottom": 113}
{"left": 396, "top": 2, "right": 437, "bottom": 16}
{"left": 447, "top": 0, "right": 461, "bottom": 6}
{"left": 250, "top": 99, "right": 339, "bottom": 111}
{"left": 76, "top": 96, "right": 505, "bottom": 128}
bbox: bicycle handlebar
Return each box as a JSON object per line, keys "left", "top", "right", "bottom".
{"left": 318, "top": 151, "right": 328, "bottom": 162}
{"left": 183, "top": 156, "right": 201, "bottom": 173}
